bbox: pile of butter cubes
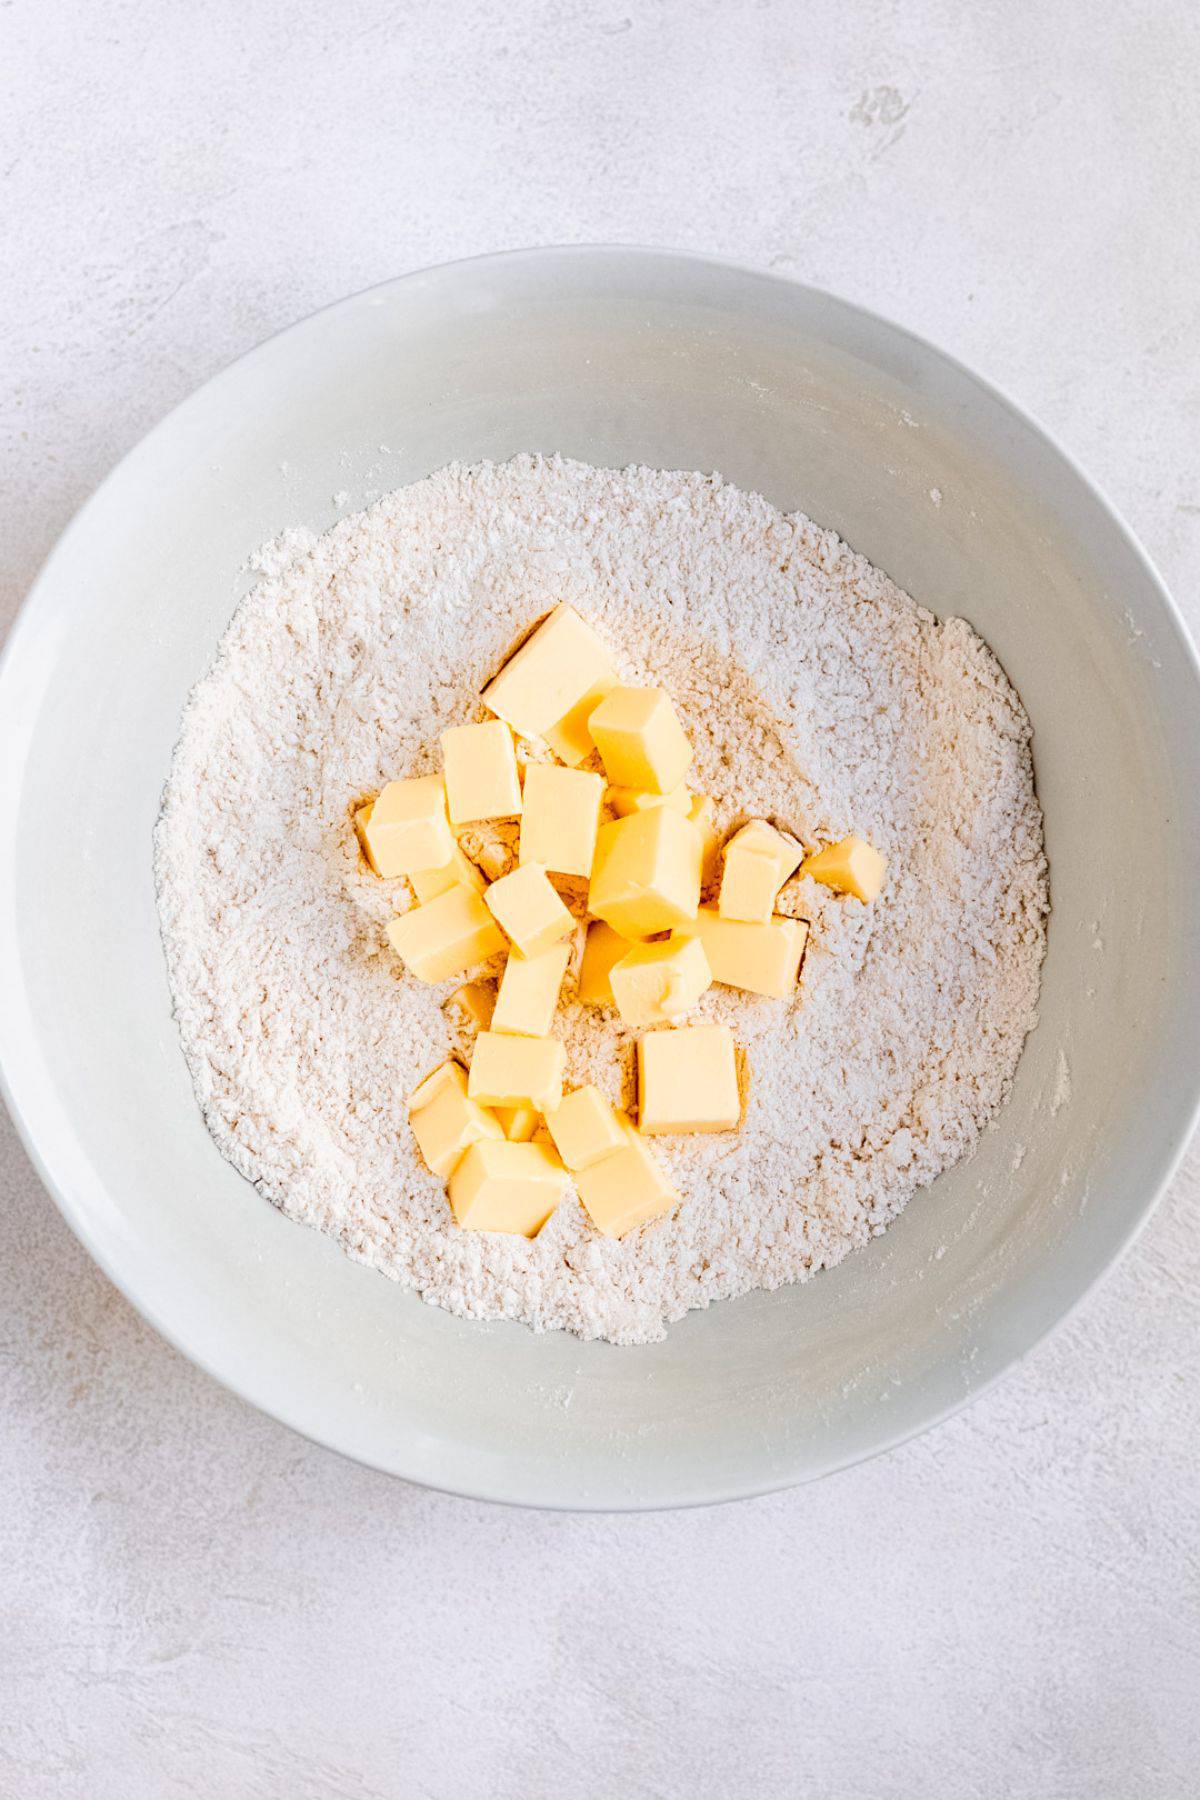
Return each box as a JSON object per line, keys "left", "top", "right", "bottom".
{"left": 354, "top": 605, "right": 885, "bottom": 1242}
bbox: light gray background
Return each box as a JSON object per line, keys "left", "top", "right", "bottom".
{"left": 2, "top": 3, "right": 1198, "bottom": 1796}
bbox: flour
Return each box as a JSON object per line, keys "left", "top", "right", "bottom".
{"left": 154, "top": 455, "right": 1049, "bottom": 1344}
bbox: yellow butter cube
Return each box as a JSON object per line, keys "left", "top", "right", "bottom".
{"left": 354, "top": 802, "right": 381, "bottom": 874}
{"left": 408, "top": 1059, "right": 503, "bottom": 1178}
{"left": 542, "top": 675, "right": 617, "bottom": 766}
{"left": 492, "top": 941, "right": 571, "bottom": 1037}
{"left": 576, "top": 920, "right": 629, "bottom": 1006}
{"left": 408, "top": 1059, "right": 465, "bottom": 1111}
{"left": 588, "top": 686, "right": 693, "bottom": 794}
{"left": 679, "top": 906, "right": 809, "bottom": 1000}
{"left": 448, "top": 1139, "right": 568, "bottom": 1236}
{"left": 410, "top": 843, "right": 486, "bottom": 904}
{"left": 638, "top": 1023, "right": 741, "bottom": 1135}
{"left": 689, "top": 794, "right": 721, "bottom": 885}
{"left": 606, "top": 783, "right": 691, "bottom": 819}
{"left": 519, "top": 765, "right": 604, "bottom": 879}
{"left": 588, "top": 808, "right": 702, "bottom": 938}
{"left": 496, "top": 1103, "right": 540, "bottom": 1142}
{"left": 447, "top": 981, "right": 494, "bottom": 1029}
{"left": 574, "top": 1115, "right": 677, "bottom": 1238}
{"left": 802, "top": 835, "right": 887, "bottom": 902}
{"left": 484, "top": 862, "right": 575, "bottom": 959}
{"left": 544, "top": 1084, "right": 628, "bottom": 1171}
{"left": 610, "top": 935, "right": 712, "bottom": 1028}
{"left": 468, "top": 1029, "right": 565, "bottom": 1112}
{"left": 361, "top": 775, "right": 453, "bottom": 878}
{"left": 718, "top": 820, "right": 803, "bottom": 923}
{"left": 481, "top": 605, "right": 617, "bottom": 742}
{"left": 441, "top": 721, "right": 523, "bottom": 826}
{"left": 386, "top": 885, "right": 506, "bottom": 983}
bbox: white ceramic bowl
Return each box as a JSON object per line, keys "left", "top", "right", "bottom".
{"left": 2, "top": 248, "right": 1199, "bottom": 1510}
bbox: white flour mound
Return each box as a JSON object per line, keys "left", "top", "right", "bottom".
{"left": 155, "top": 455, "right": 1048, "bottom": 1345}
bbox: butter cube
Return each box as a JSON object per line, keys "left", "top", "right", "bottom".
{"left": 574, "top": 1115, "right": 677, "bottom": 1238}
{"left": 447, "top": 981, "right": 494, "bottom": 1029}
{"left": 448, "top": 1139, "right": 568, "bottom": 1236}
{"left": 542, "top": 676, "right": 617, "bottom": 766}
{"left": 610, "top": 935, "right": 712, "bottom": 1028}
{"left": 468, "top": 1029, "right": 565, "bottom": 1112}
{"left": 606, "top": 784, "right": 691, "bottom": 818}
{"left": 441, "top": 721, "right": 523, "bottom": 825}
{"left": 638, "top": 1024, "right": 741, "bottom": 1134}
{"left": 689, "top": 794, "right": 721, "bottom": 884}
{"left": 519, "top": 765, "right": 604, "bottom": 879}
{"left": 678, "top": 906, "right": 809, "bottom": 1000}
{"left": 386, "top": 885, "right": 506, "bottom": 983}
{"left": 410, "top": 843, "right": 486, "bottom": 904}
{"left": 492, "top": 941, "right": 571, "bottom": 1036}
{"left": 481, "top": 605, "right": 617, "bottom": 742}
{"left": 802, "top": 835, "right": 887, "bottom": 902}
{"left": 484, "top": 862, "right": 575, "bottom": 958}
{"left": 408, "top": 1059, "right": 503, "bottom": 1178}
{"left": 577, "top": 920, "right": 629, "bottom": 1006}
{"left": 544, "top": 1084, "right": 627, "bottom": 1171}
{"left": 588, "top": 808, "right": 702, "bottom": 937}
{"left": 354, "top": 802, "right": 381, "bottom": 874}
{"left": 718, "top": 820, "right": 803, "bottom": 923}
{"left": 361, "top": 775, "right": 453, "bottom": 878}
{"left": 496, "top": 1103, "right": 540, "bottom": 1142}
{"left": 589, "top": 686, "right": 693, "bottom": 794}
{"left": 408, "top": 1059, "right": 466, "bottom": 1112}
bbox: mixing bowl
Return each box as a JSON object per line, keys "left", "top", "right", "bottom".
{"left": 2, "top": 247, "right": 1198, "bottom": 1509}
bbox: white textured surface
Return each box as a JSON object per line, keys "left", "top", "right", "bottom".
{"left": 2, "top": 2, "right": 1198, "bottom": 1794}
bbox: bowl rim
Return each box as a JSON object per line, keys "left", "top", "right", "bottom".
{"left": 2, "top": 242, "right": 1199, "bottom": 1511}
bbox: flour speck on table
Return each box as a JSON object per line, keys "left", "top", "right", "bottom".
{"left": 154, "top": 454, "right": 1048, "bottom": 1344}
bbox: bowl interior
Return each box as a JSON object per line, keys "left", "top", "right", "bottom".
{"left": 3, "top": 249, "right": 1198, "bottom": 1508}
